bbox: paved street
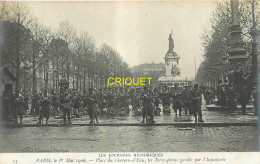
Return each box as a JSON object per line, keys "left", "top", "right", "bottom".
{"left": 1, "top": 103, "right": 259, "bottom": 152}
{"left": 0, "top": 126, "right": 259, "bottom": 152}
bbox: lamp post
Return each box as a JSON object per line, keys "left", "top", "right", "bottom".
{"left": 250, "top": 0, "right": 259, "bottom": 85}
{"left": 59, "top": 75, "right": 69, "bottom": 95}
{"left": 228, "top": 0, "right": 248, "bottom": 70}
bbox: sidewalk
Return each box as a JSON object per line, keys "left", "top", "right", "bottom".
{"left": 1, "top": 106, "right": 258, "bottom": 127}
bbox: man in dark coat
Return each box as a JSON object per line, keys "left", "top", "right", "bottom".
{"left": 141, "top": 87, "right": 155, "bottom": 124}
{"left": 60, "top": 91, "right": 72, "bottom": 124}
{"left": 38, "top": 90, "right": 51, "bottom": 124}
{"left": 190, "top": 84, "right": 203, "bottom": 123}
{"left": 226, "top": 84, "right": 237, "bottom": 113}
{"left": 239, "top": 83, "right": 250, "bottom": 115}
{"left": 14, "top": 91, "right": 24, "bottom": 124}
{"left": 86, "top": 88, "right": 99, "bottom": 123}
{"left": 161, "top": 86, "right": 171, "bottom": 113}
{"left": 171, "top": 84, "right": 182, "bottom": 116}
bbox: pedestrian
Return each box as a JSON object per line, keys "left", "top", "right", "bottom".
{"left": 190, "top": 84, "right": 204, "bottom": 123}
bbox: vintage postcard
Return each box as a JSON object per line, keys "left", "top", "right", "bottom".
{"left": 0, "top": 0, "right": 259, "bottom": 163}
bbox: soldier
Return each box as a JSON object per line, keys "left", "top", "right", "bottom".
{"left": 239, "top": 78, "right": 250, "bottom": 115}
{"left": 86, "top": 88, "right": 99, "bottom": 123}
{"left": 171, "top": 84, "right": 183, "bottom": 116}
{"left": 226, "top": 84, "right": 237, "bottom": 113}
{"left": 38, "top": 90, "right": 51, "bottom": 124}
{"left": 14, "top": 91, "right": 24, "bottom": 124}
{"left": 141, "top": 87, "right": 155, "bottom": 124}
{"left": 106, "top": 88, "right": 116, "bottom": 115}
{"left": 190, "top": 84, "right": 203, "bottom": 123}
{"left": 60, "top": 91, "right": 72, "bottom": 124}
{"left": 181, "top": 85, "right": 190, "bottom": 115}
{"left": 31, "top": 90, "right": 39, "bottom": 115}
{"left": 161, "top": 86, "right": 171, "bottom": 113}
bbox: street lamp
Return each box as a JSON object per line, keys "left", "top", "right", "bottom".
{"left": 59, "top": 75, "right": 69, "bottom": 95}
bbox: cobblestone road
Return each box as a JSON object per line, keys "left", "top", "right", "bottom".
{"left": 0, "top": 126, "right": 259, "bottom": 152}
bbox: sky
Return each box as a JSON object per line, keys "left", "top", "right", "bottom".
{"left": 27, "top": 1, "right": 217, "bottom": 80}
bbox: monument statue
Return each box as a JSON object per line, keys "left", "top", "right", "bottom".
{"left": 167, "top": 34, "right": 174, "bottom": 54}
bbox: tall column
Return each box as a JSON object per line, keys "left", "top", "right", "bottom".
{"left": 228, "top": 0, "right": 247, "bottom": 69}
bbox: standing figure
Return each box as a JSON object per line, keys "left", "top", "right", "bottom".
{"left": 31, "top": 90, "right": 39, "bottom": 115}
{"left": 60, "top": 91, "right": 72, "bottom": 124}
{"left": 106, "top": 88, "right": 116, "bottom": 115}
{"left": 171, "top": 84, "right": 182, "bottom": 116}
{"left": 87, "top": 88, "right": 99, "bottom": 124}
{"left": 161, "top": 86, "right": 171, "bottom": 113}
{"left": 239, "top": 82, "right": 250, "bottom": 115}
{"left": 14, "top": 91, "right": 24, "bottom": 124}
{"left": 141, "top": 87, "right": 155, "bottom": 124}
{"left": 38, "top": 90, "right": 51, "bottom": 124}
{"left": 226, "top": 84, "right": 237, "bottom": 113}
{"left": 190, "top": 84, "right": 203, "bottom": 123}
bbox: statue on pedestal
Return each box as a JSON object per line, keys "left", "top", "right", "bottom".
{"left": 167, "top": 34, "right": 174, "bottom": 54}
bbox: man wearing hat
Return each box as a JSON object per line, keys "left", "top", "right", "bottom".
{"left": 190, "top": 84, "right": 203, "bottom": 123}
{"left": 60, "top": 90, "right": 72, "bottom": 124}
{"left": 161, "top": 86, "right": 171, "bottom": 113}
{"left": 38, "top": 90, "right": 51, "bottom": 124}
{"left": 141, "top": 87, "right": 155, "bottom": 124}
{"left": 86, "top": 88, "right": 99, "bottom": 123}
{"left": 171, "top": 83, "right": 183, "bottom": 116}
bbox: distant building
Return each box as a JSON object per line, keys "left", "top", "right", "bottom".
{"left": 131, "top": 62, "right": 165, "bottom": 86}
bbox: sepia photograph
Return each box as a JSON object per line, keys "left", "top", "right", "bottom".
{"left": 0, "top": 0, "right": 259, "bottom": 156}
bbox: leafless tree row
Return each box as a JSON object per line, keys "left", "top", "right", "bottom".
{"left": 0, "top": 2, "right": 132, "bottom": 93}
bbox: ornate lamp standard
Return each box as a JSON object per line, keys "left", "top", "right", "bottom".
{"left": 59, "top": 75, "right": 69, "bottom": 94}
{"left": 227, "top": 0, "right": 248, "bottom": 70}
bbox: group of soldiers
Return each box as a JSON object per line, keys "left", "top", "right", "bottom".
{"left": 4, "top": 82, "right": 208, "bottom": 124}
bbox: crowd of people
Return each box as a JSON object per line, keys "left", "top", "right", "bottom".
{"left": 2, "top": 77, "right": 257, "bottom": 125}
